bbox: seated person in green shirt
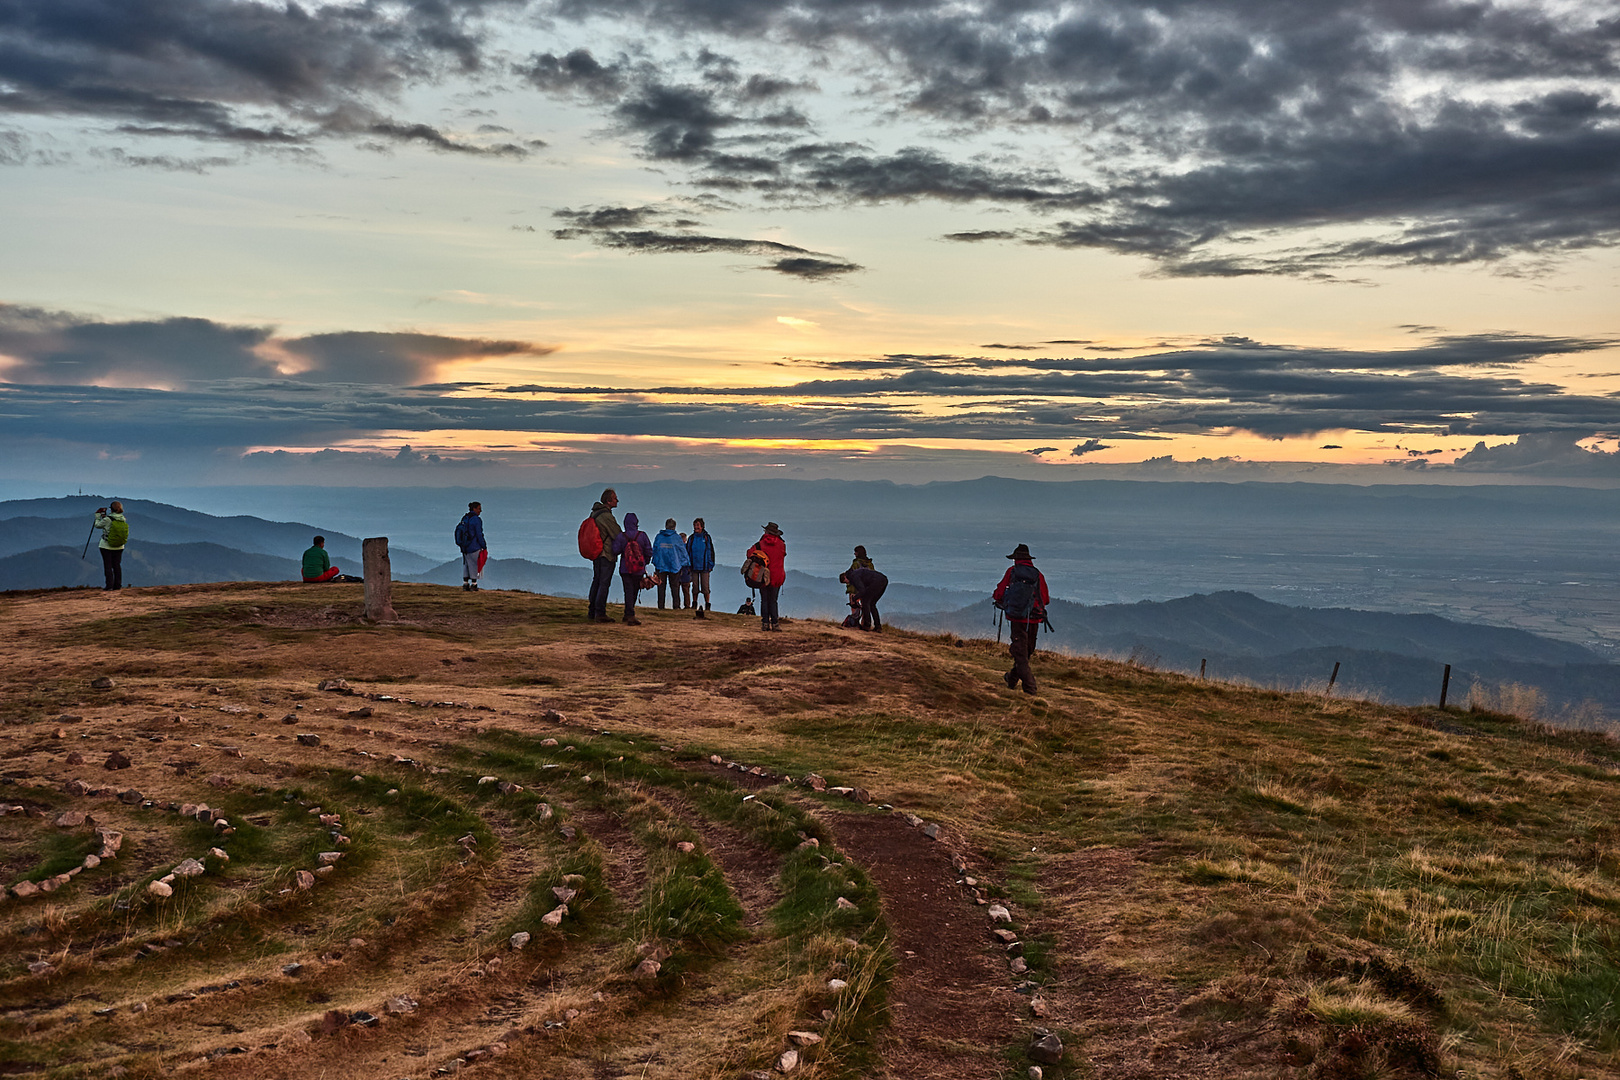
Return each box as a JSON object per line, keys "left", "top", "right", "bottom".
{"left": 301, "top": 536, "right": 359, "bottom": 582}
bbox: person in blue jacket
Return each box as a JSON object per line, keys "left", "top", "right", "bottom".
{"left": 686, "top": 517, "right": 716, "bottom": 617}
{"left": 612, "top": 512, "right": 652, "bottom": 625}
{"left": 650, "top": 518, "right": 691, "bottom": 610}
{"left": 456, "top": 501, "right": 487, "bottom": 591}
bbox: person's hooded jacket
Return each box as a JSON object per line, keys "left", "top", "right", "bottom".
{"left": 686, "top": 528, "right": 716, "bottom": 573}
{"left": 457, "top": 511, "right": 486, "bottom": 553}
{"left": 613, "top": 513, "right": 651, "bottom": 576}
{"left": 651, "top": 527, "right": 691, "bottom": 574}
{"left": 755, "top": 529, "right": 786, "bottom": 585}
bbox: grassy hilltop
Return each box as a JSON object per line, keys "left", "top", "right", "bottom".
{"left": 2, "top": 582, "right": 1619, "bottom": 1080}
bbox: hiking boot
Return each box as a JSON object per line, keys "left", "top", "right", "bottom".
{"left": 595, "top": 615, "right": 615, "bottom": 623}
{"left": 1022, "top": 682, "right": 1038, "bottom": 695}
{"left": 624, "top": 616, "right": 642, "bottom": 626}
{"left": 1004, "top": 671, "right": 1018, "bottom": 689}
{"left": 694, "top": 609, "right": 706, "bottom": 619}
{"left": 462, "top": 582, "right": 471, "bottom": 591}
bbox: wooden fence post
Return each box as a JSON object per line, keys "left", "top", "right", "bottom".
{"left": 1199, "top": 658, "right": 1206, "bottom": 680}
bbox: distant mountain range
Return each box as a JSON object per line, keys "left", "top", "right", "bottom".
{"left": 3, "top": 496, "right": 1614, "bottom": 722}
{"left": 894, "top": 591, "right": 1619, "bottom": 717}
{"left": 0, "top": 496, "right": 437, "bottom": 575}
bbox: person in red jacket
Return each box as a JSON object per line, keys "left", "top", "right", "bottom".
{"left": 754, "top": 522, "right": 787, "bottom": 631}
{"left": 993, "top": 543, "right": 1050, "bottom": 694}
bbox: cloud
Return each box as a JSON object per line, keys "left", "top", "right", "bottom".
{"left": 523, "top": 0, "right": 1620, "bottom": 276}
{"left": 0, "top": 0, "right": 531, "bottom": 155}
{"left": 1071, "top": 438, "right": 1111, "bottom": 456}
{"left": 0, "top": 307, "right": 553, "bottom": 387}
{"left": 1453, "top": 432, "right": 1620, "bottom": 475}
{"left": 551, "top": 203, "right": 861, "bottom": 278}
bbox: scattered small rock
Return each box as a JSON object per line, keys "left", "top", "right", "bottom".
{"left": 1010, "top": 957, "right": 1029, "bottom": 974}
{"left": 65, "top": 752, "right": 85, "bottom": 766}
{"left": 91, "top": 676, "right": 116, "bottom": 690}
{"left": 174, "top": 858, "right": 205, "bottom": 878}
{"left": 282, "top": 963, "right": 303, "bottom": 977}
{"left": 509, "top": 932, "right": 531, "bottom": 950}
{"left": 147, "top": 880, "right": 173, "bottom": 898}
{"left": 296, "top": 734, "right": 321, "bottom": 747}
{"left": 294, "top": 870, "right": 316, "bottom": 890}
{"left": 384, "top": 995, "right": 417, "bottom": 1014}
{"left": 827, "top": 978, "right": 848, "bottom": 991}
{"left": 633, "top": 959, "right": 661, "bottom": 979}
{"left": 27, "top": 961, "right": 54, "bottom": 975}
{"left": 55, "top": 810, "right": 87, "bottom": 828}
{"left": 317, "top": 679, "right": 351, "bottom": 693}
{"left": 775, "top": 1049, "right": 799, "bottom": 1073}
{"left": 786, "top": 1032, "right": 823, "bottom": 1047}
{"left": 1028, "top": 1033, "right": 1063, "bottom": 1065}
{"left": 541, "top": 905, "right": 568, "bottom": 927}
{"left": 988, "top": 904, "right": 1012, "bottom": 923}
{"left": 675, "top": 841, "right": 695, "bottom": 853}
{"left": 104, "top": 751, "right": 132, "bottom": 771}
{"left": 835, "top": 897, "right": 857, "bottom": 911}
{"left": 921, "top": 822, "right": 940, "bottom": 840}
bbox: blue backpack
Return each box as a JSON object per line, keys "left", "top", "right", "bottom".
{"left": 454, "top": 516, "right": 473, "bottom": 551}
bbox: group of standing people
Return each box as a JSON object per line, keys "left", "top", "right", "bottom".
{"left": 585, "top": 489, "right": 722, "bottom": 626}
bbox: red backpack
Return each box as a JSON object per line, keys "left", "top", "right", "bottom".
{"left": 620, "top": 535, "right": 647, "bottom": 576}
{"left": 577, "top": 517, "right": 604, "bottom": 560}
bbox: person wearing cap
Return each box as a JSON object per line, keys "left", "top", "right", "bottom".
{"left": 651, "top": 517, "right": 691, "bottom": 609}
{"left": 754, "top": 522, "right": 787, "bottom": 631}
{"left": 992, "top": 543, "right": 1050, "bottom": 694}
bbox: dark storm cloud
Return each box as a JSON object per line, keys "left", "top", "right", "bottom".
{"left": 0, "top": 0, "right": 530, "bottom": 155}
{"left": 280, "top": 331, "right": 552, "bottom": 384}
{"left": 0, "top": 307, "right": 551, "bottom": 386}
{"left": 551, "top": 203, "right": 861, "bottom": 278}
{"left": 526, "top": 0, "right": 1620, "bottom": 275}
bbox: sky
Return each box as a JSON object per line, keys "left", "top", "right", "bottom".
{"left": 3, "top": 0, "right": 1620, "bottom": 489}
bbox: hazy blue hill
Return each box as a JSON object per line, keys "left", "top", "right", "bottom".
{"left": 0, "top": 542, "right": 304, "bottom": 591}
{"left": 0, "top": 496, "right": 436, "bottom": 574}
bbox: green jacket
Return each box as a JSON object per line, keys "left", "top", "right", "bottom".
{"left": 591, "top": 502, "right": 622, "bottom": 549}
{"left": 94, "top": 512, "right": 128, "bottom": 550}
{"left": 302, "top": 545, "right": 331, "bottom": 579}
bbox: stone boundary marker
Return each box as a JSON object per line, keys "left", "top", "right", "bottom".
{"left": 362, "top": 537, "right": 398, "bottom": 623}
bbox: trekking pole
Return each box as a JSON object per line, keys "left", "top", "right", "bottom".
{"left": 995, "top": 606, "right": 1003, "bottom": 644}
{"left": 81, "top": 521, "right": 97, "bottom": 559}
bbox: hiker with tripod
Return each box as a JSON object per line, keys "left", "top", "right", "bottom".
{"left": 993, "top": 543, "right": 1050, "bottom": 695}
{"left": 90, "top": 502, "right": 129, "bottom": 591}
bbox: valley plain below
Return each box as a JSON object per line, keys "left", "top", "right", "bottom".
{"left": 4, "top": 583, "right": 1620, "bottom": 1078}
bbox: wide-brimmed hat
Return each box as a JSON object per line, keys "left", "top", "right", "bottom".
{"left": 1006, "top": 543, "right": 1033, "bottom": 560}
{"left": 762, "top": 522, "right": 783, "bottom": 537}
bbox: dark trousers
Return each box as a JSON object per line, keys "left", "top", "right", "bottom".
{"left": 1008, "top": 621, "right": 1038, "bottom": 692}
{"left": 656, "top": 575, "right": 683, "bottom": 609}
{"left": 588, "top": 556, "right": 615, "bottom": 618}
{"left": 100, "top": 548, "right": 123, "bottom": 590}
{"left": 759, "top": 584, "right": 780, "bottom": 625}
{"left": 855, "top": 585, "right": 885, "bottom": 630}
{"left": 621, "top": 574, "right": 640, "bottom": 621}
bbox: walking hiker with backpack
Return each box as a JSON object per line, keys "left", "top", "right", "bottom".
{"left": 687, "top": 518, "right": 716, "bottom": 618}
{"left": 455, "top": 502, "right": 487, "bottom": 591}
{"left": 651, "top": 518, "right": 690, "bottom": 610}
{"left": 750, "top": 522, "right": 787, "bottom": 631}
{"left": 993, "top": 543, "right": 1050, "bottom": 694}
{"left": 91, "top": 502, "right": 129, "bottom": 591}
{"left": 580, "top": 489, "right": 622, "bottom": 622}
{"left": 613, "top": 512, "right": 652, "bottom": 625}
